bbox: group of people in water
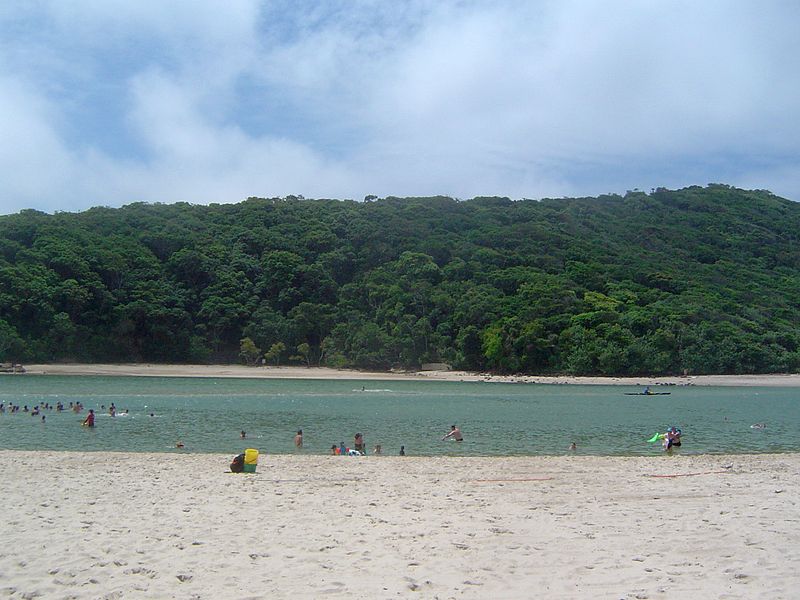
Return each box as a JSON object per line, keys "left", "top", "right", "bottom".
{"left": 0, "top": 401, "right": 144, "bottom": 429}
{"left": 1, "top": 400, "right": 85, "bottom": 415}
{"left": 5, "top": 402, "right": 768, "bottom": 456}
{"left": 284, "top": 425, "right": 467, "bottom": 457}
{"left": 1, "top": 400, "right": 93, "bottom": 424}
{"left": 328, "top": 432, "right": 386, "bottom": 455}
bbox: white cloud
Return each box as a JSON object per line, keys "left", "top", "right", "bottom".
{"left": 0, "top": 75, "right": 80, "bottom": 209}
{"left": 0, "top": 0, "right": 798, "bottom": 215}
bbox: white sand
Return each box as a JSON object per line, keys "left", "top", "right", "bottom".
{"left": 20, "top": 363, "right": 800, "bottom": 386}
{"left": 1, "top": 452, "right": 798, "bottom": 599}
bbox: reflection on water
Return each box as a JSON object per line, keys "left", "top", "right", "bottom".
{"left": 0, "top": 376, "right": 797, "bottom": 456}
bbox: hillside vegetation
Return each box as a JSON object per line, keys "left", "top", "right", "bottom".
{"left": 1, "top": 184, "right": 798, "bottom": 375}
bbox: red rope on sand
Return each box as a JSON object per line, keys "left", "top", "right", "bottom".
{"left": 472, "top": 477, "right": 554, "bottom": 482}
{"left": 645, "top": 470, "right": 731, "bottom": 478}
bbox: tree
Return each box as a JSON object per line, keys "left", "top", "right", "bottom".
{"left": 0, "top": 185, "right": 799, "bottom": 374}
{"left": 295, "top": 342, "right": 311, "bottom": 366}
{"left": 239, "top": 337, "right": 262, "bottom": 366}
{"left": 264, "top": 342, "right": 286, "bottom": 366}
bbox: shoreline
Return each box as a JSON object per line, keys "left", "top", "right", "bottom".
{"left": 18, "top": 362, "right": 800, "bottom": 386}
{"left": 2, "top": 451, "right": 798, "bottom": 598}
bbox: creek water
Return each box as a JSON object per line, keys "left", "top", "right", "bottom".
{"left": 1, "top": 375, "right": 796, "bottom": 456}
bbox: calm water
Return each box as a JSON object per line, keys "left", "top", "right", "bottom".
{"left": 0, "top": 376, "right": 797, "bottom": 456}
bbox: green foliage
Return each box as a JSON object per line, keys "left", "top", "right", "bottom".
{"left": 239, "top": 337, "right": 262, "bottom": 366}
{"left": 1, "top": 185, "right": 799, "bottom": 375}
{"left": 264, "top": 341, "right": 286, "bottom": 366}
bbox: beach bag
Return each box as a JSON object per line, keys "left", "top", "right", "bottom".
{"left": 230, "top": 453, "right": 245, "bottom": 473}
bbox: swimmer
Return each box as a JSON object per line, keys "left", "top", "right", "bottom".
{"left": 442, "top": 425, "right": 463, "bottom": 442}
{"left": 176, "top": 441, "right": 185, "bottom": 448}
{"left": 373, "top": 444, "right": 382, "bottom": 455}
{"left": 750, "top": 423, "right": 767, "bottom": 429}
{"left": 240, "top": 430, "right": 246, "bottom": 439}
{"left": 568, "top": 442, "right": 577, "bottom": 451}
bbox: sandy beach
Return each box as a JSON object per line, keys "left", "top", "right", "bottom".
{"left": 19, "top": 363, "right": 800, "bottom": 386}
{"left": 1, "top": 451, "right": 798, "bottom": 599}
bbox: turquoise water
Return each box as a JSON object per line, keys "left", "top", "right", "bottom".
{"left": 0, "top": 376, "right": 797, "bottom": 456}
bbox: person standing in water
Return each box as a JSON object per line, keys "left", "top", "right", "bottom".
{"left": 294, "top": 429, "right": 303, "bottom": 448}
{"left": 83, "top": 409, "right": 95, "bottom": 428}
{"left": 664, "top": 426, "right": 682, "bottom": 450}
{"left": 442, "top": 425, "right": 463, "bottom": 441}
{"left": 354, "top": 432, "right": 366, "bottom": 455}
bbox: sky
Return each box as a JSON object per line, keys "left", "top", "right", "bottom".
{"left": 1, "top": 0, "right": 798, "bottom": 215}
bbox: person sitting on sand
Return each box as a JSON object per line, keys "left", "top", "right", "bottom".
{"left": 442, "top": 425, "right": 463, "bottom": 442}
{"left": 294, "top": 430, "right": 303, "bottom": 448}
{"left": 330, "top": 444, "right": 339, "bottom": 455}
{"left": 83, "top": 409, "right": 95, "bottom": 428}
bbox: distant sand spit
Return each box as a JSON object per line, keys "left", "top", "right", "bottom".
{"left": 20, "top": 363, "right": 800, "bottom": 386}
{"left": 1, "top": 452, "right": 798, "bottom": 598}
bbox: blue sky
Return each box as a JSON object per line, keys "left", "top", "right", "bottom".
{"left": 1, "top": 0, "right": 798, "bottom": 215}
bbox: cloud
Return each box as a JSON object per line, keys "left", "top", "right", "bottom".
{"left": 0, "top": 0, "right": 798, "bottom": 215}
{"left": 0, "top": 75, "right": 80, "bottom": 207}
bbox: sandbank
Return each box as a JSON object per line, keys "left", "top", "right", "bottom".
{"left": 20, "top": 362, "right": 800, "bottom": 386}
{"left": 1, "top": 451, "right": 797, "bottom": 598}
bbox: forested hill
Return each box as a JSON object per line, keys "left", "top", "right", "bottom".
{"left": 1, "top": 184, "right": 799, "bottom": 375}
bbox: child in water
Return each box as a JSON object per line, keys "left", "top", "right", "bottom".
{"left": 664, "top": 426, "right": 682, "bottom": 450}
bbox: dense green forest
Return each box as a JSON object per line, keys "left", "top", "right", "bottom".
{"left": 1, "top": 184, "right": 799, "bottom": 375}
